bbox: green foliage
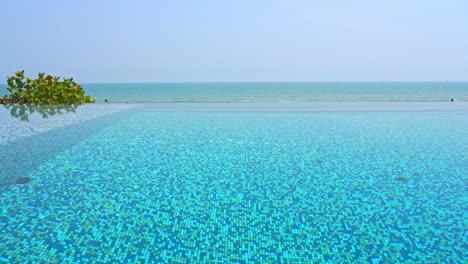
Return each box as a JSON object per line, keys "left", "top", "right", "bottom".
{"left": 1, "top": 70, "right": 95, "bottom": 104}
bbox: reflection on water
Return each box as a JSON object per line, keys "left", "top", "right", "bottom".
{"left": 1, "top": 104, "right": 80, "bottom": 121}
{"left": 0, "top": 103, "right": 138, "bottom": 194}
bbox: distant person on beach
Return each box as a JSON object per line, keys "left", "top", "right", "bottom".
{"left": 450, "top": 98, "right": 457, "bottom": 102}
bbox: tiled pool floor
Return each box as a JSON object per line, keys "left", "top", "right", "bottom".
{"left": 1, "top": 103, "right": 467, "bottom": 263}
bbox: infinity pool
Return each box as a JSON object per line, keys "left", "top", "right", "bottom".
{"left": 1, "top": 103, "right": 467, "bottom": 263}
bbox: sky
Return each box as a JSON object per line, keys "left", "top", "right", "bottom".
{"left": 1, "top": 0, "right": 467, "bottom": 82}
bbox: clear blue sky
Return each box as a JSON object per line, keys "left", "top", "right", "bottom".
{"left": 1, "top": 0, "right": 467, "bottom": 82}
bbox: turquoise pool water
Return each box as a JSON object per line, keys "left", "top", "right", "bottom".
{"left": 1, "top": 103, "right": 467, "bottom": 263}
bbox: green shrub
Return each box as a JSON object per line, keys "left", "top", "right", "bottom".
{"left": 1, "top": 70, "right": 95, "bottom": 104}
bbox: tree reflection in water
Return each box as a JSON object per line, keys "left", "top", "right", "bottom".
{"left": 2, "top": 103, "right": 80, "bottom": 121}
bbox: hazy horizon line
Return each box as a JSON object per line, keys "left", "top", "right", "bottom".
{"left": 46, "top": 80, "right": 468, "bottom": 84}
{"left": 1, "top": 80, "right": 468, "bottom": 85}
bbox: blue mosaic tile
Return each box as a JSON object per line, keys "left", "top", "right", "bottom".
{"left": 1, "top": 105, "right": 467, "bottom": 263}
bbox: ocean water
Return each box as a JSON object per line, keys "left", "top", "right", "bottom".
{"left": 1, "top": 82, "right": 467, "bottom": 102}
{"left": 0, "top": 103, "right": 467, "bottom": 263}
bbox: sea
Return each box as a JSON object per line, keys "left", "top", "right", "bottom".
{"left": 2, "top": 82, "right": 467, "bottom": 102}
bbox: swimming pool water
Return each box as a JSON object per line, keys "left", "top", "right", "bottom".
{"left": 1, "top": 103, "right": 467, "bottom": 263}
